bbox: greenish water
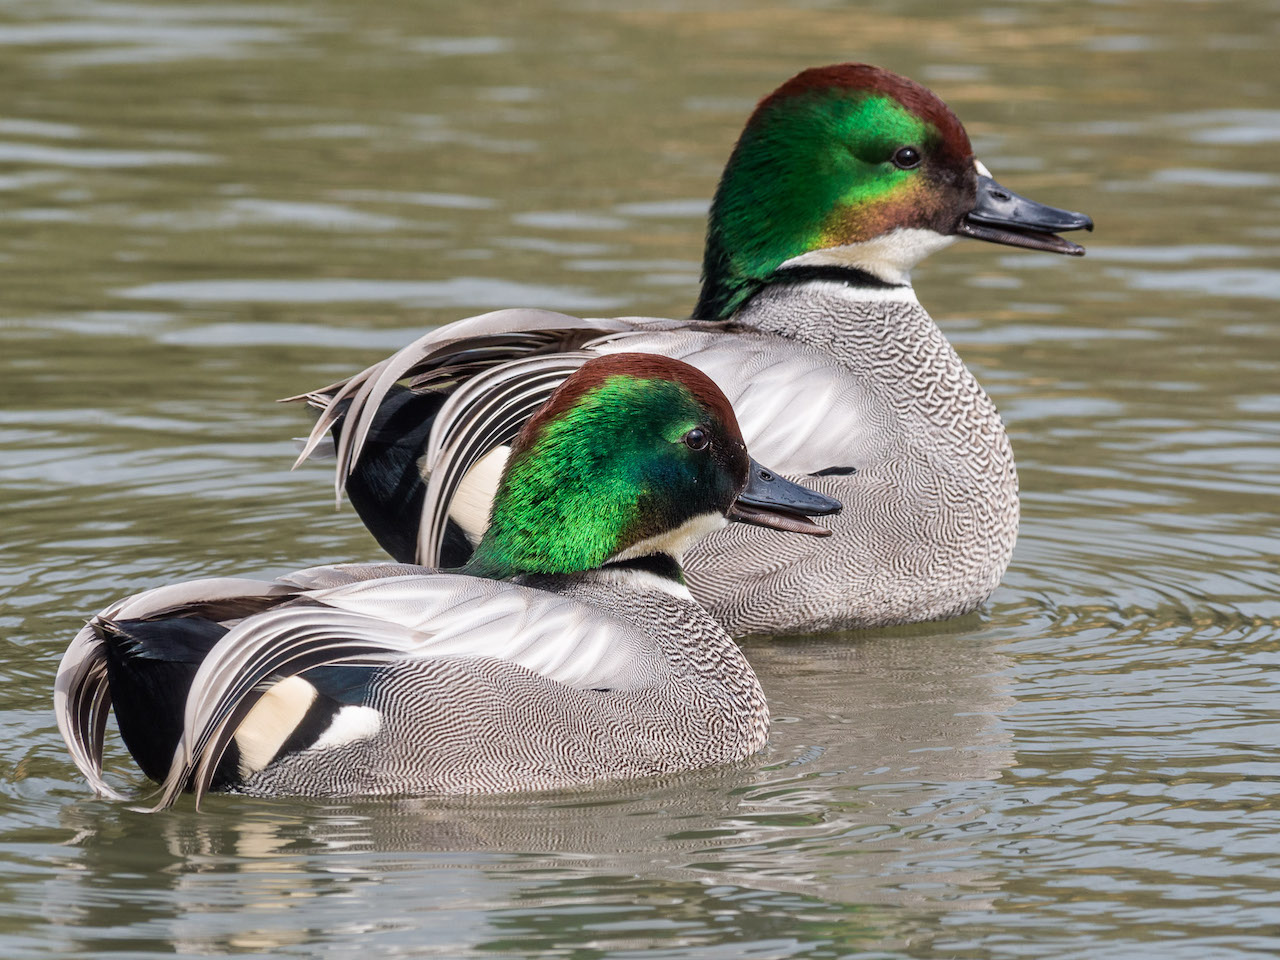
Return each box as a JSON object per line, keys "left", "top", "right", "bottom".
{"left": 2, "top": 1, "right": 1278, "bottom": 957}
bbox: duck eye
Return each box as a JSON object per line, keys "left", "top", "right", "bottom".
{"left": 683, "top": 427, "right": 710, "bottom": 451}
{"left": 892, "top": 146, "right": 922, "bottom": 169}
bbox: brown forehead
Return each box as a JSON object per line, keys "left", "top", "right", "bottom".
{"left": 524, "top": 352, "right": 742, "bottom": 438}
{"left": 756, "top": 63, "right": 972, "bottom": 160}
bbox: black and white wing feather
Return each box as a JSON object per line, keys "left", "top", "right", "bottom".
{"left": 289, "top": 308, "right": 638, "bottom": 501}
{"left": 58, "top": 569, "right": 669, "bottom": 809}
{"left": 54, "top": 577, "right": 298, "bottom": 799}
{"left": 157, "top": 573, "right": 670, "bottom": 808}
{"left": 416, "top": 352, "right": 595, "bottom": 563}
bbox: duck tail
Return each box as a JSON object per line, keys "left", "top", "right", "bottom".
{"left": 96, "top": 616, "right": 240, "bottom": 787}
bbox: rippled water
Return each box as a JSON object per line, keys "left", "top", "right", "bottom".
{"left": 2, "top": 0, "right": 1278, "bottom": 957}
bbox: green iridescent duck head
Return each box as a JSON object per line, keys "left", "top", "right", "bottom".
{"left": 464, "top": 353, "right": 840, "bottom": 580}
{"left": 694, "top": 63, "right": 1094, "bottom": 321}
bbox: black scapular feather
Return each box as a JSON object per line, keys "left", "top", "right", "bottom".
{"left": 327, "top": 385, "right": 440, "bottom": 563}
{"left": 326, "top": 384, "right": 473, "bottom": 566}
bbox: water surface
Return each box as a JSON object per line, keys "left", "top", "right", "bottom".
{"left": 2, "top": 1, "right": 1278, "bottom": 957}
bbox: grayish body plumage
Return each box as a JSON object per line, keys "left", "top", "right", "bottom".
{"left": 616, "top": 282, "right": 1019, "bottom": 635}
{"left": 55, "top": 563, "right": 769, "bottom": 803}
{"left": 307, "top": 279, "right": 1018, "bottom": 636}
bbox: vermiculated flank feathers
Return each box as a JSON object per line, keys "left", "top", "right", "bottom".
{"left": 58, "top": 565, "right": 764, "bottom": 810}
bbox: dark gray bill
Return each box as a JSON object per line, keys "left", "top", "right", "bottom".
{"left": 727, "top": 459, "right": 842, "bottom": 538}
{"left": 957, "top": 175, "right": 1094, "bottom": 256}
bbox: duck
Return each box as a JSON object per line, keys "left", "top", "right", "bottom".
{"left": 290, "top": 63, "right": 1094, "bottom": 637}
{"left": 54, "top": 354, "right": 841, "bottom": 808}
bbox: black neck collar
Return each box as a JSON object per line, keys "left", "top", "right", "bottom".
{"left": 601, "top": 553, "right": 684, "bottom": 583}
{"left": 767, "top": 264, "right": 904, "bottom": 292}
{"left": 693, "top": 264, "right": 906, "bottom": 323}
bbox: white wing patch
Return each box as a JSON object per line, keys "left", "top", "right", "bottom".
{"left": 237, "top": 677, "right": 384, "bottom": 775}
{"left": 236, "top": 676, "right": 317, "bottom": 777}
{"left": 310, "top": 706, "right": 382, "bottom": 752}
{"left": 446, "top": 445, "right": 509, "bottom": 545}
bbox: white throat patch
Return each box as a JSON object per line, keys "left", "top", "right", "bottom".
{"left": 610, "top": 511, "right": 728, "bottom": 568}
{"left": 778, "top": 227, "right": 956, "bottom": 287}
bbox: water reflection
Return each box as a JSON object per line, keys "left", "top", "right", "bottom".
{"left": 29, "top": 629, "right": 1013, "bottom": 953}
